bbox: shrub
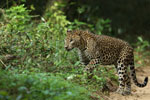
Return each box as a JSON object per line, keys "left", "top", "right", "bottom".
{"left": 0, "top": 70, "right": 90, "bottom": 100}
{"left": 0, "top": 3, "right": 78, "bottom": 70}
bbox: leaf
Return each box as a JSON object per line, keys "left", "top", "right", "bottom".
{"left": 138, "top": 36, "right": 143, "bottom": 42}
{"left": 74, "top": 61, "right": 80, "bottom": 66}
{"left": 30, "top": 5, "right": 35, "bottom": 10}
{"left": 21, "top": 0, "right": 26, "bottom": 2}
{"left": 16, "top": 94, "right": 23, "bottom": 100}
{"left": 41, "top": 17, "right": 46, "bottom": 22}
{"left": 0, "top": 91, "right": 8, "bottom": 96}
{"left": 43, "top": 90, "right": 49, "bottom": 95}
{"left": 18, "top": 86, "right": 27, "bottom": 92}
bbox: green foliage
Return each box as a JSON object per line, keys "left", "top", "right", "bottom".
{"left": 5, "top": 4, "right": 31, "bottom": 33}
{"left": 0, "top": 70, "right": 90, "bottom": 100}
{"left": 134, "top": 37, "right": 150, "bottom": 67}
{"left": 68, "top": 19, "right": 94, "bottom": 31}
{"left": 0, "top": 5, "right": 31, "bottom": 59}
{"left": 63, "top": 65, "right": 118, "bottom": 92}
{"left": 0, "top": 3, "right": 78, "bottom": 70}
{"left": 136, "top": 36, "right": 150, "bottom": 52}
{"left": 66, "top": 1, "right": 112, "bottom": 35}
{"left": 95, "top": 18, "right": 111, "bottom": 35}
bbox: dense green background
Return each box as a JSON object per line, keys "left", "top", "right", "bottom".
{"left": 1, "top": 0, "right": 150, "bottom": 42}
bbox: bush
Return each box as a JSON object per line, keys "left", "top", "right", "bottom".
{"left": 0, "top": 3, "right": 78, "bottom": 70}
{"left": 0, "top": 70, "right": 90, "bottom": 100}
{"left": 135, "top": 36, "right": 150, "bottom": 52}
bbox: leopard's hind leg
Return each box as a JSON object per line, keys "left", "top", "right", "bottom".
{"left": 124, "top": 74, "right": 131, "bottom": 95}
{"left": 116, "top": 47, "right": 133, "bottom": 95}
{"left": 116, "top": 62, "right": 127, "bottom": 95}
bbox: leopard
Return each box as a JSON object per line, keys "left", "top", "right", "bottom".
{"left": 64, "top": 29, "right": 148, "bottom": 95}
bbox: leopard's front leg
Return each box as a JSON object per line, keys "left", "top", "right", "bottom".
{"left": 84, "top": 59, "right": 100, "bottom": 78}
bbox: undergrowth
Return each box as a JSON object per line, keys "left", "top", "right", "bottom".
{"left": 0, "top": 70, "right": 90, "bottom": 100}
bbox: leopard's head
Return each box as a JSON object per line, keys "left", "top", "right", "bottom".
{"left": 64, "top": 30, "right": 81, "bottom": 51}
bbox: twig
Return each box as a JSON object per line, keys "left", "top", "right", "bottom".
{"left": 0, "top": 59, "right": 7, "bottom": 68}
{"left": 99, "top": 92, "right": 112, "bottom": 100}
{"left": 0, "top": 8, "right": 8, "bottom": 23}
{"left": 31, "top": 15, "right": 40, "bottom": 18}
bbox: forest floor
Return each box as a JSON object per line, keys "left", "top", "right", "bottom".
{"left": 107, "top": 65, "right": 150, "bottom": 100}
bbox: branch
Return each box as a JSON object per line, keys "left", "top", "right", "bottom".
{"left": 0, "top": 59, "right": 7, "bottom": 68}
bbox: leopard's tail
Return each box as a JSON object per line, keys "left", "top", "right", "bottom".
{"left": 130, "top": 64, "right": 148, "bottom": 87}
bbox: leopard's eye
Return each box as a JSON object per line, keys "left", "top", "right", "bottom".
{"left": 70, "top": 39, "right": 73, "bottom": 42}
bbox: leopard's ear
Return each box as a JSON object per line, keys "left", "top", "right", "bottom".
{"left": 73, "top": 29, "right": 81, "bottom": 36}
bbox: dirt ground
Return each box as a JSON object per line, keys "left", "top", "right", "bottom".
{"left": 107, "top": 66, "right": 150, "bottom": 100}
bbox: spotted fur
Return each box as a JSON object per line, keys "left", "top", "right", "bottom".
{"left": 64, "top": 30, "right": 148, "bottom": 95}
